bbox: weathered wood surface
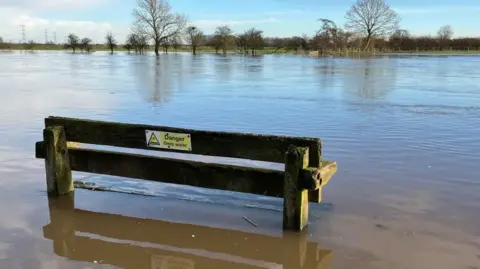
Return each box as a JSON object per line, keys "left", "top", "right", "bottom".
{"left": 45, "top": 116, "right": 322, "bottom": 164}
{"left": 37, "top": 117, "right": 338, "bottom": 231}
{"left": 43, "top": 126, "right": 73, "bottom": 196}
{"left": 303, "top": 161, "right": 338, "bottom": 189}
{"left": 283, "top": 146, "right": 310, "bottom": 231}
{"left": 43, "top": 197, "right": 332, "bottom": 267}
{"left": 36, "top": 144, "right": 333, "bottom": 197}
{"left": 308, "top": 160, "right": 337, "bottom": 203}
{"left": 74, "top": 148, "right": 285, "bottom": 197}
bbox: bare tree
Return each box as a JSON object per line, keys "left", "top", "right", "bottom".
{"left": 284, "top": 36, "right": 309, "bottom": 52}
{"left": 0, "top": 36, "right": 7, "bottom": 50}
{"left": 160, "top": 35, "right": 180, "bottom": 53}
{"left": 437, "top": 25, "right": 453, "bottom": 40}
{"left": 313, "top": 19, "right": 340, "bottom": 56}
{"left": 137, "top": 36, "right": 149, "bottom": 53}
{"left": 437, "top": 25, "right": 453, "bottom": 50}
{"left": 214, "top": 25, "right": 234, "bottom": 55}
{"left": 125, "top": 34, "right": 137, "bottom": 53}
{"left": 345, "top": 0, "right": 400, "bottom": 51}
{"left": 124, "top": 42, "right": 133, "bottom": 53}
{"left": 244, "top": 28, "right": 264, "bottom": 56}
{"left": 160, "top": 38, "right": 170, "bottom": 53}
{"left": 300, "top": 34, "right": 312, "bottom": 51}
{"left": 269, "top": 37, "right": 286, "bottom": 53}
{"left": 185, "top": 25, "right": 204, "bottom": 55}
{"left": 389, "top": 29, "right": 410, "bottom": 51}
{"left": 80, "top": 38, "right": 93, "bottom": 53}
{"left": 126, "top": 32, "right": 148, "bottom": 54}
{"left": 206, "top": 35, "right": 222, "bottom": 54}
{"left": 132, "top": 0, "right": 186, "bottom": 56}
{"left": 171, "top": 34, "right": 181, "bottom": 52}
{"left": 105, "top": 31, "right": 117, "bottom": 54}
{"left": 336, "top": 30, "right": 354, "bottom": 52}
{"left": 236, "top": 33, "right": 248, "bottom": 54}
{"left": 65, "top": 33, "right": 80, "bottom": 52}
{"left": 24, "top": 40, "right": 35, "bottom": 50}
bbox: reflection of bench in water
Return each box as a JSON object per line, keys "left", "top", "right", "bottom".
{"left": 44, "top": 194, "right": 333, "bottom": 269}
{"left": 36, "top": 116, "right": 337, "bottom": 231}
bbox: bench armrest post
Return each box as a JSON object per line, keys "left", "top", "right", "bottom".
{"left": 44, "top": 126, "right": 73, "bottom": 196}
{"left": 283, "top": 146, "right": 310, "bottom": 231}
{"left": 308, "top": 141, "right": 322, "bottom": 203}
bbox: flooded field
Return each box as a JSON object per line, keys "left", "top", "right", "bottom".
{"left": 0, "top": 51, "right": 479, "bottom": 269}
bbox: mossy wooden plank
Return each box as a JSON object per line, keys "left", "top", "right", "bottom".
{"left": 283, "top": 146, "right": 310, "bottom": 231}
{"left": 303, "top": 161, "right": 337, "bottom": 188}
{"left": 35, "top": 141, "right": 45, "bottom": 158}
{"left": 307, "top": 161, "right": 337, "bottom": 203}
{"left": 43, "top": 126, "right": 73, "bottom": 196}
{"left": 307, "top": 144, "right": 322, "bottom": 203}
{"left": 36, "top": 142, "right": 322, "bottom": 195}
{"left": 69, "top": 147, "right": 287, "bottom": 197}
{"left": 45, "top": 116, "right": 322, "bottom": 164}
{"left": 36, "top": 141, "right": 78, "bottom": 159}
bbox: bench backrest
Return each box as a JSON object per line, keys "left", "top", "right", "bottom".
{"left": 37, "top": 116, "right": 336, "bottom": 231}
{"left": 45, "top": 116, "right": 322, "bottom": 166}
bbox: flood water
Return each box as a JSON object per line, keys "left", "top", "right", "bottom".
{"left": 0, "top": 51, "right": 479, "bottom": 269}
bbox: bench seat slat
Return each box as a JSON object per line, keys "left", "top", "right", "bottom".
{"left": 35, "top": 142, "right": 336, "bottom": 197}
{"left": 38, "top": 145, "right": 286, "bottom": 197}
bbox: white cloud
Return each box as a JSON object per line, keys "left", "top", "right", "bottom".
{"left": 192, "top": 17, "right": 279, "bottom": 33}
{"left": 394, "top": 6, "right": 480, "bottom": 15}
{"left": 0, "top": 7, "right": 129, "bottom": 43}
{"left": 0, "top": 0, "right": 125, "bottom": 43}
{"left": 200, "top": 9, "right": 306, "bottom": 19}
{"left": 263, "top": 10, "right": 306, "bottom": 16}
{"left": 1, "top": 0, "right": 106, "bottom": 10}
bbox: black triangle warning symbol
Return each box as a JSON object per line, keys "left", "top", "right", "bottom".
{"left": 148, "top": 133, "right": 160, "bottom": 146}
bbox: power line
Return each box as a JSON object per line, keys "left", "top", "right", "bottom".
{"left": 54, "top": 32, "right": 57, "bottom": 44}
{"left": 20, "top": 25, "right": 26, "bottom": 43}
{"left": 45, "top": 29, "right": 48, "bottom": 44}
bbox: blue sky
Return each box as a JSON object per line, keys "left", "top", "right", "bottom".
{"left": 1, "top": 0, "right": 480, "bottom": 43}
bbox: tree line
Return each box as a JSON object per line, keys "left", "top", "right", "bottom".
{"left": 111, "top": 0, "right": 480, "bottom": 55}
{"left": 1, "top": 0, "right": 479, "bottom": 54}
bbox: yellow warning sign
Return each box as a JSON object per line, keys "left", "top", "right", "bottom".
{"left": 145, "top": 130, "right": 192, "bottom": 151}
{"left": 147, "top": 132, "right": 160, "bottom": 146}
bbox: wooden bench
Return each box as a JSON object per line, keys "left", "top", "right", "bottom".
{"left": 35, "top": 116, "right": 337, "bottom": 231}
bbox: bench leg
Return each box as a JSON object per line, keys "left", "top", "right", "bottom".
{"left": 44, "top": 126, "right": 73, "bottom": 196}
{"left": 283, "top": 146, "right": 309, "bottom": 231}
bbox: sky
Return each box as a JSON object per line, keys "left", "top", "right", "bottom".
{"left": 1, "top": 0, "right": 480, "bottom": 43}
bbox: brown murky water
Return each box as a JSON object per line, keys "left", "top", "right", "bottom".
{"left": 0, "top": 51, "right": 479, "bottom": 269}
